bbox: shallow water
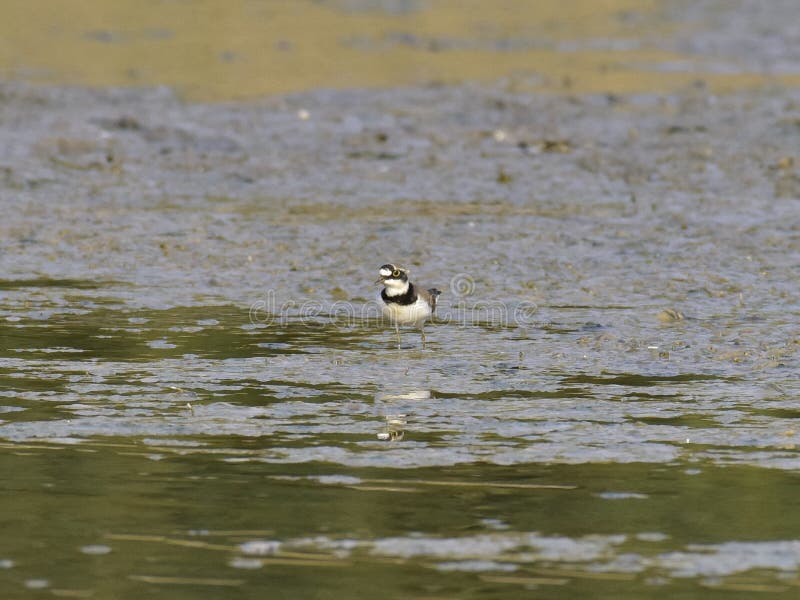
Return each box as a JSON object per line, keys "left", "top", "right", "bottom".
{"left": 2, "top": 0, "right": 799, "bottom": 99}
{"left": 2, "top": 0, "right": 800, "bottom": 598}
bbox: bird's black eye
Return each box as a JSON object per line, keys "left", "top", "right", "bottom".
{"left": 392, "top": 269, "right": 401, "bottom": 278}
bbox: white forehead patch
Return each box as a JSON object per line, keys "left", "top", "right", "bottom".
{"left": 379, "top": 267, "right": 393, "bottom": 277}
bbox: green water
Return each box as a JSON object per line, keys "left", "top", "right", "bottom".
{"left": 3, "top": 444, "right": 800, "bottom": 599}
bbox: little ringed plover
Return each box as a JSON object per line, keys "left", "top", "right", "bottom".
{"left": 376, "top": 263, "right": 441, "bottom": 348}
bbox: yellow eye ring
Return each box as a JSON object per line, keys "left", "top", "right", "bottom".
{"left": 392, "top": 269, "right": 401, "bottom": 278}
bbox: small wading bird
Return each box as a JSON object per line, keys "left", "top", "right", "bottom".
{"left": 376, "top": 264, "right": 441, "bottom": 349}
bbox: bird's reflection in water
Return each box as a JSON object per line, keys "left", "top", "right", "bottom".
{"left": 374, "top": 389, "right": 431, "bottom": 441}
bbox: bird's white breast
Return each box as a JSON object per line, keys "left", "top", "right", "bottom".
{"left": 380, "top": 294, "right": 432, "bottom": 326}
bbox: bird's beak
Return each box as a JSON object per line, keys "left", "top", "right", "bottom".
{"left": 375, "top": 276, "right": 385, "bottom": 284}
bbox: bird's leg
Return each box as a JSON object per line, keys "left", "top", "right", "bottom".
{"left": 395, "top": 322, "right": 401, "bottom": 349}
{"left": 420, "top": 324, "right": 426, "bottom": 349}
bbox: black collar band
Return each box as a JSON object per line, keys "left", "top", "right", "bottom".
{"left": 382, "top": 283, "right": 417, "bottom": 306}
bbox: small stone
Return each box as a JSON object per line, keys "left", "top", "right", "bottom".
{"left": 496, "top": 167, "right": 513, "bottom": 184}
{"left": 657, "top": 309, "right": 684, "bottom": 322}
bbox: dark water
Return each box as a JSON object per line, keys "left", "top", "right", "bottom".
{"left": 2, "top": 0, "right": 800, "bottom": 597}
